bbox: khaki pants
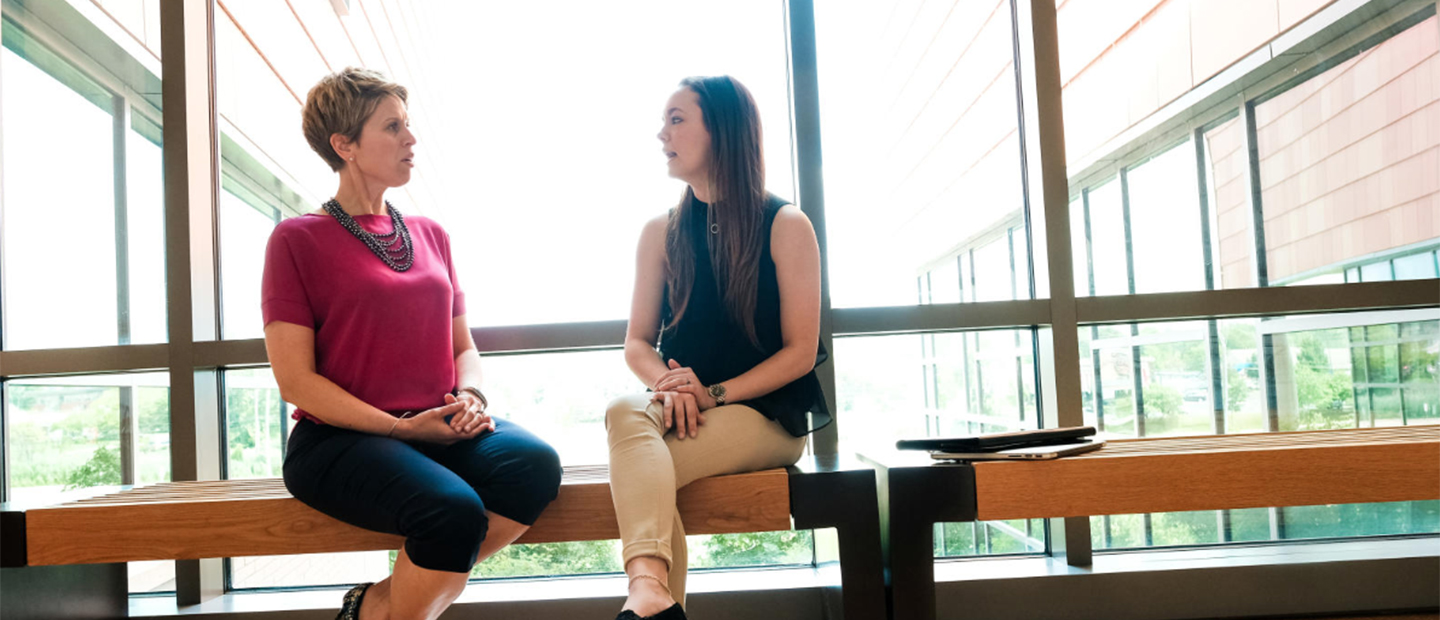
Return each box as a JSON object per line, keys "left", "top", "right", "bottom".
{"left": 605, "top": 393, "right": 807, "bottom": 605}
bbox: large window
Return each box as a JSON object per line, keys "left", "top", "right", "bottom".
{"left": 1079, "top": 312, "right": 1440, "bottom": 550}
{"left": 3, "top": 372, "right": 173, "bottom": 592}
{"left": 1, "top": 21, "right": 166, "bottom": 351}
{"left": 816, "top": 0, "right": 1034, "bottom": 309}
{"left": 837, "top": 330, "right": 1042, "bottom": 558}
{"left": 1062, "top": 5, "right": 1439, "bottom": 295}
{"left": 420, "top": 2, "right": 795, "bottom": 327}
{"left": 2, "top": 0, "right": 1436, "bottom": 609}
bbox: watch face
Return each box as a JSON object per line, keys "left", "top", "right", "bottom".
{"left": 709, "top": 384, "right": 726, "bottom": 399}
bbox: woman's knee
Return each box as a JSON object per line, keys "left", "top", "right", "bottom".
{"left": 606, "top": 394, "right": 659, "bottom": 434}
{"left": 414, "top": 488, "right": 490, "bottom": 551}
{"left": 526, "top": 439, "right": 563, "bottom": 500}
{"left": 483, "top": 436, "right": 563, "bottom": 525}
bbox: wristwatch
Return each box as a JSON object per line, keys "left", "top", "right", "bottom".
{"left": 708, "top": 383, "right": 727, "bottom": 406}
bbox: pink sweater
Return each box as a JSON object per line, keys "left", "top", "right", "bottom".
{"left": 261, "top": 212, "right": 466, "bottom": 422}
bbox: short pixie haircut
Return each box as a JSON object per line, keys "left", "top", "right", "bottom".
{"left": 302, "top": 67, "right": 408, "bottom": 172}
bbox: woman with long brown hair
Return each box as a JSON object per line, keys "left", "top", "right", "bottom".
{"left": 606, "top": 75, "right": 832, "bottom": 620}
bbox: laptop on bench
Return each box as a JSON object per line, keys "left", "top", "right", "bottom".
{"left": 897, "top": 426, "right": 1104, "bottom": 461}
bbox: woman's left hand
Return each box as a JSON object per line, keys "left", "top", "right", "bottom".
{"left": 451, "top": 391, "right": 495, "bottom": 435}
{"left": 653, "top": 359, "right": 718, "bottom": 410}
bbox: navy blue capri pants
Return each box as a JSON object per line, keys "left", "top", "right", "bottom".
{"left": 283, "top": 417, "right": 562, "bottom": 573}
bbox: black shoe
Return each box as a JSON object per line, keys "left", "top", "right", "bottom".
{"left": 615, "top": 603, "right": 687, "bottom": 620}
{"left": 336, "top": 582, "right": 373, "bottom": 620}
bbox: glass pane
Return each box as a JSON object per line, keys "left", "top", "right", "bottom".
{"left": 224, "top": 368, "right": 289, "bottom": 479}
{"left": 127, "top": 114, "right": 168, "bottom": 345}
{"left": 1367, "top": 345, "right": 1400, "bottom": 384}
{"left": 1359, "top": 261, "right": 1394, "bottom": 283}
{"left": 972, "top": 235, "right": 1015, "bottom": 302}
{"left": 1393, "top": 251, "right": 1439, "bottom": 280}
{"left": 3, "top": 372, "right": 173, "bottom": 592}
{"left": 2, "top": 46, "right": 116, "bottom": 350}
{"left": 1281, "top": 501, "right": 1440, "bottom": 539}
{"left": 1127, "top": 142, "right": 1206, "bottom": 294}
{"left": 926, "top": 259, "right": 961, "bottom": 305}
{"left": 1403, "top": 386, "right": 1439, "bottom": 423}
{"left": 818, "top": 0, "right": 1031, "bottom": 308}
{"left": 1, "top": 13, "right": 164, "bottom": 350}
{"left": 1249, "top": 14, "right": 1438, "bottom": 287}
{"left": 218, "top": 189, "right": 277, "bottom": 340}
{"left": 836, "top": 331, "right": 1044, "bottom": 558}
{"left": 1062, "top": 4, "right": 1439, "bottom": 293}
{"left": 1086, "top": 179, "right": 1128, "bottom": 297}
{"left": 5, "top": 373, "right": 169, "bottom": 499}
{"left": 1085, "top": 313, "right": 1440, "bottom": 550}
{"left": 231, "top": 551, "right": 391, "bottom": 590}
{"left": 433, "top": 3, "right": 793, "bottom": 326}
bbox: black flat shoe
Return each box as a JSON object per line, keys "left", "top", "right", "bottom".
{"left": 615, "top": 603, "right": 687, "bottom": 620}
{"left": 336, "top": 582, "right": 373, "bottom": 620}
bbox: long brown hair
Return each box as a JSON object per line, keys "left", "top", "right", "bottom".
{"left": 665, "top": 75, "right": 767, "bottom": 348}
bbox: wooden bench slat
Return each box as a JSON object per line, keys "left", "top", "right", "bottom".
{"left": 1084, "top": 426, "right": 1437, "bottom": 455}
{"left": 973, "top": 428, "right": 1440, "bottom": 520}
{"left": 23, "top": 467, "right": 792, "bottom": 566}
{"left": 48, "top": 466, "right": 640, "bottom": 507}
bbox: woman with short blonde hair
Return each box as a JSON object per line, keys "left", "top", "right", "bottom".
{"left": 266, "top": 67, "right": 562, "bottom": 620}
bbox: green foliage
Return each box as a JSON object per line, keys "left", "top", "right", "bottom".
{"left": 1143, "top": 385, "right": 1183, "bottom": 417}
{"left": 692, "top": 531, "right": 812, "bottom": 568}
{"left": 472, "top": 540, "right": 621, "bottom": 578}
{"left": 1225, "top": 364, "right": 1252, "bottom": 412}
{"left": 137, "top": 388, "right": 170, "bottom": 434}
{"left": 64, "top": 444, "right": 121, "bottom": 490}
{"left": 1291, "top": 334, "right": 1354, "bottom": 430}
{"left": 1222, "top": 323, "right": 1257, "bottom": 352}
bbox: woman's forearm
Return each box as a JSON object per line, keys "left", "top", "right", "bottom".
{"left": 280, "top": 372, "right": 402, "bottom": 435}
{"left": 713, "top": 344, "right": 815, "bottom": 404}
{"left": 625, "top": 338, "right": 670, "bottom": 390}
{"left": 454, "top": 348, "right": 483, "bottom": 393}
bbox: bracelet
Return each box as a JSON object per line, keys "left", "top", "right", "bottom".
{"left": 459, "top": 386, "right": 488, "bottom": 412}
{"left": 387, "top": 411, "right": 413, "bottom": 438}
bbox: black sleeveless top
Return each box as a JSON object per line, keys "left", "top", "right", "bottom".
{"left": 657, "top": 193, "right": 833, "bottom": 437}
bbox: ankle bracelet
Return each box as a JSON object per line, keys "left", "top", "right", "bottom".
{"left": 628, "top": 573, "right": 671, "bottom": 595}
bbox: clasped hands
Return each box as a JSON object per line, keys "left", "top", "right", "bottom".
{"left": 391, "top": 391, "right": 495, "bottom": 445}
{"left": 651, "top": 359, "right": 719, "bottom": 440}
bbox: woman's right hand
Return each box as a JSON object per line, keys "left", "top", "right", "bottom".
{"left": 392, "top": 397, "right": 483, "bottom": 445}
{"left": 653, "top": 390, "right": 706, "bottom": 439}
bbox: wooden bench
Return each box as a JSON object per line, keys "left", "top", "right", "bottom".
{"left": 867, "top": 425, "right": 1440, "bottom": 620}
{"left": 1, "top": 459, "right": 885, "bottom": 620}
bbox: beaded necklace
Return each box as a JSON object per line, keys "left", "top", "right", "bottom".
{"left": 322, "top": 198, "right": 415, "bottom": 272}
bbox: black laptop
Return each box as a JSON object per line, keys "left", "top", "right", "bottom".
{"left": 896, "top": 426, "right": 1097, "bottom": 453}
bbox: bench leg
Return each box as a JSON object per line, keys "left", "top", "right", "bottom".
{"left": 791, "top": 469, "right": 887, "bottom": 620}
{"left": 884, "top": 465, "right": 978, "bottom": 620}
{"left": 0, "top": 563, "right": 128, "bottom": 619}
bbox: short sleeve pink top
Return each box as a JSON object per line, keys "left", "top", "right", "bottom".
{"left": 261, "top": 211, "right": 466, "bottom": 422}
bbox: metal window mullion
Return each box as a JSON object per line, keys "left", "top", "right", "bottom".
{"left": 1120, "top": 168, "right": 1146, "bottom": 437}
{"left": 119, "top": 385, "right": 136, "bottom": 485}
{"left": 1, "top": 382, "right": 7, "bottom": 503}
{"left": 112, "top": 93, "right": 140, "bottom": 489}
{"left": 113, "top": 94, "right": 132, "bottom": 346}
{"left": 0, "top": 5, "right": 8, "bottom": 356}
{"left": 1196, "top": 127, "right": 1228, "bottom": 437}
{"left": 785, "top": 0, "right": 836, "bottom": 457}
{"left": 1014, "top": 0, "right": 1091, "bottom": 566}
{"left": 161, "top": 0, "right": 224, "bottom": 604}
{"left": 956, "top": 253, "right": 965, "bottom": 301}
{"left": 1242, "top": 102, "right": 1284, "bottom": 437}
